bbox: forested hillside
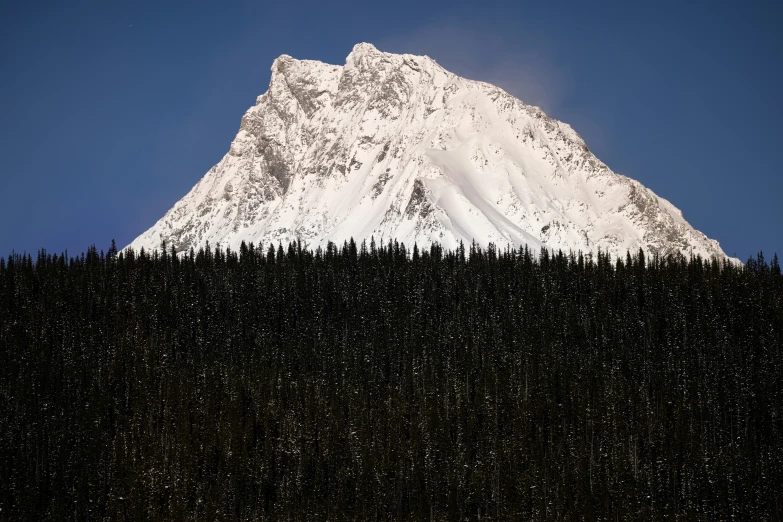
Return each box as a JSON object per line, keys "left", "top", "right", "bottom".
{"left": 1, "top": 240, "right": 781, "bottom": 520}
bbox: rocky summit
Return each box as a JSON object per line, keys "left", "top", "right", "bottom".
{"left": 128, "top": 43, "right": 732, "bottom": 261}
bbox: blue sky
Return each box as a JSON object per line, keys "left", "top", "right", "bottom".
{"left": 1, "top": 0, "right": 781, "bottom": 260}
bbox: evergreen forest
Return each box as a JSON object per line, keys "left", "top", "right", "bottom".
{"left": 1, "top": 239, "right": 782, "bottom": 520}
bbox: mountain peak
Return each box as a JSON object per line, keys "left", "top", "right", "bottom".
{"left": 349, "top": 42, "right": 378, "bottom": 56}
{"left": 272, "top": 53, "right": 294, "bottom": 66}
{"left": 344, "top": 42, "right": 385, "bottom": 73}
{"left": 128, "top": 44, "right": 734, "bottom": 263}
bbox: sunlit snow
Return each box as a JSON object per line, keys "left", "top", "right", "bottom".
{"left": 128, "top": 43, "right": 734, "bottom": 262}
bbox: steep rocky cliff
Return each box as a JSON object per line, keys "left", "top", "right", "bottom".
{"left": 128, "top": 43, "right": 731, "bottom": 261}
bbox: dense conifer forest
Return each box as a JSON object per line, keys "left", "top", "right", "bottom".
{"left": 1, "top": 239, "right": 781, "bottom": 520}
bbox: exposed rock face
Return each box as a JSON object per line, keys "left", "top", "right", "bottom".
{"left": 128, "top": 43, "right": 733, "bottom": 261}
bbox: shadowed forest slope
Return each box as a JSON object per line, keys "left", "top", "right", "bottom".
{"left": 1, "top": 241, "right": 781, "bottom": 520}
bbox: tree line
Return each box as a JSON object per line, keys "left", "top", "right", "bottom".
{"left": 1, "top": 239, "right": 781, "bottom": 520}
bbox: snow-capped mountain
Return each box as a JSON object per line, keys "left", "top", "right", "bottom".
{"left": 128, "top": 43, "right": 732, "bottom": 261}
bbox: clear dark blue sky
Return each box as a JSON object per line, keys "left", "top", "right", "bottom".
{"left": 1, "top": 0, "right": 780, "bottom": 260}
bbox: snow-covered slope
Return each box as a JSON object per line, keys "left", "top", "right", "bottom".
{"left": 128, "top": 43, "right": 732, "bottom": 261}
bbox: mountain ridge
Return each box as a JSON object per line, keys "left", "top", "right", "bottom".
{"left": 127, "top": 43, "right": 734, "bottom": 262}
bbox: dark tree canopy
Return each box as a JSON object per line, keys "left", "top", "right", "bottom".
{"left": 0, "top": 241, "right": 781, "bottom": 520}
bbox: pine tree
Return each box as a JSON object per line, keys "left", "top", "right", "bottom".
{"left": 107, "top": 238, "right": 118, "bottom": 258}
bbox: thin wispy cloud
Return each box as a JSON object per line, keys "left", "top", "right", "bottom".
{"left": 376, "top": 22, "right": 570, "bottom": 115}
{"left": 377, "top": 22, "right": 613, "bottom": 154}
